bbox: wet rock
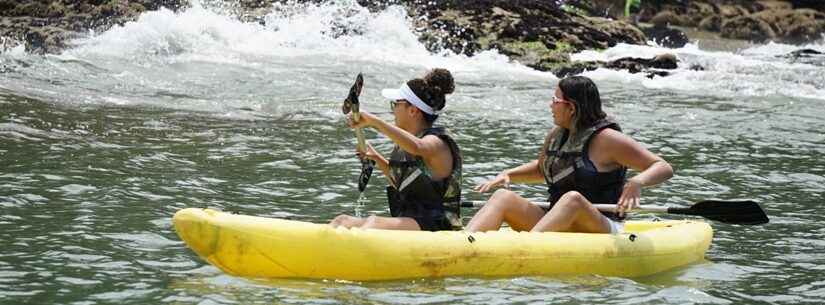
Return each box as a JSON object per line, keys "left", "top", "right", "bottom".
{"left": 0, "top": 0, "right": 657, "bottom": 77}
{"left": 789, "top": 0, "right": 825, "bottom": 11}
{"left": 718, "top": 5, "right": 751, "bottom": 19}
{"left": 407, "top": 1, "right": 647, "bottom": 71}
{"left": 0, "top": 0, "right": 188, "bottom": 55}
{"left": 531, "top": 51, "right": 573, "bottom": 72}
{"left": 753, "top": 8, "right": 825, "bottom": 30}
{"left": 652, "top": 53, "right": 681, "bottom": 69}
{"left": 779, "top": 48, "right": 825, "bottom": 66}
{"left": 551, "top": 61, "right": 598, "bottom": 78}
{"left": 23, "top": 26, "right": 81, "bottom": 54}
{"left": 605, "top": 53, "right": 679, "bottom": 71}
{"left": 698, "top": 15, "right": 723, "bottom": 32}
{"left": 720, "top": 15, "right": 777, "bottom": 42}
{"left": 782, "top": 48, "right": 824, "bottom": 58}
{"left": 684, "top": 2, "right": 717, "bottom": 27}
{"left": 642, "top": 24, "right": 689, "bottom": 48}
{"left": 784, "top": 19, "right": 825, "bottom": 43}
{"left": 753, "top": 1, "right": 794, "bottom": 11}
{"left": 751, "top": 9, "right": 825, "bottom": 43}
{"left": 586, "top": 17, "right": 647, "bottom": 46}
{"left": 580, "top": 0, "right": 627, "bottom": 19}
{"left": 649, "top": 11, "right": 690, "bottom": 27}
{"left": 551, "top": 53, "right": 681, "bottom": 79}
{"left": 2, "top": 0, "right": 652, "bottom": 62}
{"left": 637, "top": 0, "right": 825, "bottom": 44}
{"left": 688, "top": 64, "right": 705, "bottom": 71}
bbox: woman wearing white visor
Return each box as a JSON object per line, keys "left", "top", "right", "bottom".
{"left": 329, "top": 69, "right": 463, "bottom": 231}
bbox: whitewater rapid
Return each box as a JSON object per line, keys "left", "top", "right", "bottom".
{"left": 1, "top": 0, "right": 823, "bottom": 116}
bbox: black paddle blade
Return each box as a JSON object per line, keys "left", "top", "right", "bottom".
{"left": 357, "top": 159, "right": 374, "bottom": 192}
{"left": 342, "top": 73, "right": 364, "bottom": 115}
{"left": 669, "top": 200, "right": 769, "bottom": 225}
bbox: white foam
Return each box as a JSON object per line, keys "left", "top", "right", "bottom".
{"left": 1, "top": 43, "right": 26, "bottom": 57}
{"left": 740, "top": 40, "right": 825, "bottom": 57}
{"left": 571, "top": 42, "right": 825, "bottom": 101}
{"left": 3, "top": 0, "right": 551, "bottom": 114}
{"left": 63, "top": 0, "right": 545, "bottom": 78}
{"left": 4, "top": 0, "right": 823, "bottom": 114}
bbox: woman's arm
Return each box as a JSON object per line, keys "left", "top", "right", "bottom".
{"left": 358, "top": 143, "right": 395, "bottom": 187}
{"left": 352, "top": 112, "right": 442, "bottom": 158}
{"left": 348, "top": 111, "right": 453, "bottom": 180}
{"left": 476, "top": 127, "right": 558, "bottom": 193}
{"left": 601, "top": 129, "right": 673, "bottom": 186}
{"left": 475, "top": 160, "right": 545, "bottom": 193}
{"left": 505, "top": 160, "right": 546, "bottom": 184}
{"left": 596, "top": 129, "right": 674, "bottom": 216}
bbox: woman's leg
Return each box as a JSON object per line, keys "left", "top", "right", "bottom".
{"left": 465, "top": 189, "right": 546, "bottom": 232}
{"left": 530, "top": 191, "right": 611, "bottom": 233}
{"left": 361, "top": 215, "right": 421, "bottom": 230}
{"left": 329, "top": 214, "right": 367, "bottom": 228}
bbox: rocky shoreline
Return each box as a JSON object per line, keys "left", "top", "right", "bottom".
{"left": 1, "top": 0, "right": 823, "bottom": 78}
{"left": 635, "top": 0, "right": 825, "bottom": 45}
{"left": 0, "top": 0, "right": 186, "bottom": 54}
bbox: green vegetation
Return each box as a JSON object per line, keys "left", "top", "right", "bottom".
{"left": 507, "top": 41, "right": 549, "bottom": 53}
{"left": 625, "top": 0, "right": 641, "bottom": 17}
{"left": 552, "top": 41, "right": 574, "bottom": 53}
{"left": 503, "top": 40, "right": 575, "bottom": 55}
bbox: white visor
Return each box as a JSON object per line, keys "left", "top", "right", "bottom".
{"left": 381, "top": 83, "right": 438, "bottom": 115}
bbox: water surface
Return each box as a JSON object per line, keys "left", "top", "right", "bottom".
{"left": 2, "top": 2, "right": 824, "bottom": 304}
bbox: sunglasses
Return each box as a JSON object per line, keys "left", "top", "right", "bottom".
{"left": 552, "top": 95, "right": 573, "bottom": 105}
{"left": 389, "top": 100, "right": 408, "bottom": 111}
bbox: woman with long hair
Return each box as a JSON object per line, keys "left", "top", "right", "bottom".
{"left": 467, "top": 75, "right": 673, "bottom": 233}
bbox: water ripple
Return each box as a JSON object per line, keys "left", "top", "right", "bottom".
{"left": 3, "top": 39, "right": 825, "bottom": 305}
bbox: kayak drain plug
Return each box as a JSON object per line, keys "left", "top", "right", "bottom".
{"left": 628, "top": 234, "right": 637, "bottom": 242}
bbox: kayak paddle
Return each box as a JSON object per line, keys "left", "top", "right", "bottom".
{"left": 342, "top": 73, "right": 375, "bottom": 192}
{"left": 462, "top": 199, "right": 769, "bottom": 225}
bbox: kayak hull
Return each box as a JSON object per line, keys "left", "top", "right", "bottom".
{"left": 173, "top": 208, "right": 712, "bottom": 281}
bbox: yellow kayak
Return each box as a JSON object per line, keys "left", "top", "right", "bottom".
{"left": 173, "top": 208, "right": 712, "bottom": 281}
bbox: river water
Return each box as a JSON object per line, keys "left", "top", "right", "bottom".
{"left": 2, "top": 2, "right": 824, "bottom": 304}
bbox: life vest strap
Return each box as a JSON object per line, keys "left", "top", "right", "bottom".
{"left": 398, "top": 168, "right": 422, "bottom": 191}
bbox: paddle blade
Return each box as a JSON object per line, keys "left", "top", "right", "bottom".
{"left": 342, "top": 73, "right": 364, "bottom": 114}
{"left": 669, "top": 200, "right": 769, "bottom": 225}
{"left": 357, "top": 159, "right": 374, "bottom": 192}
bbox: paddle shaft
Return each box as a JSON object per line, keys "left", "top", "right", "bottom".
{"left": 463, "top": 199, "right": 769, "bottom": 225}
{"left": 463, "top": 200, "right": 668, "bottom": 214}
{"left": 352, "top": 112, "right": 367, "bottom": 152}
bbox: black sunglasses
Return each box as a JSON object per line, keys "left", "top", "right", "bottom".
{"left": 389, "top": 100, "right": 408, "bottom": 111}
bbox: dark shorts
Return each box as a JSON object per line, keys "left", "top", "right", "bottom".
{"left": 396, "top": 207, "right": 454, "bottom": 231}
{"left": 388, "top": 188, "right": 455, "bottom": 231}
{"left": 409, "top": 213, "right": 453, "bottom": 232}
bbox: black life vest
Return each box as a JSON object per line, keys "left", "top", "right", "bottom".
{"left": 385, "top": 127, "right": 462, "bottom": 230}
{"left": 539, "top": 119, "right": 627, "bottom": 221}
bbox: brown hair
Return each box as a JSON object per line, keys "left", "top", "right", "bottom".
{"left": 558, "top": 76, "right": 606, "bottom": 132}
{"left": 406, "top": 68, "right": 455, "bottom": 124}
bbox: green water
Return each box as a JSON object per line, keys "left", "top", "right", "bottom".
{"left": 2, "top": 1, "right": 825, "bottom": 303}
{"left": 2, "top": 82, "right": 824, "bottom": 303}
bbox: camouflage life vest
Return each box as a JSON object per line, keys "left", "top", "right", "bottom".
{"left": 386, "top": 127, "right": 462, "bottom": 230}
{"left": 539, "top": 119, "right": 627, "bottom": 221}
